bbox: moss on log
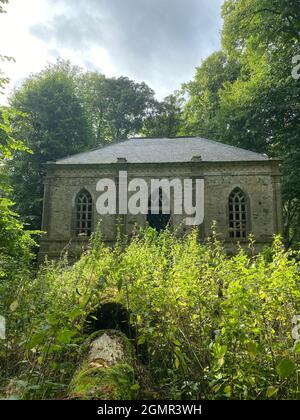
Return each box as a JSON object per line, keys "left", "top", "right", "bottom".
{"left": 69, "top": 330, "right": 137, "bottom": 400}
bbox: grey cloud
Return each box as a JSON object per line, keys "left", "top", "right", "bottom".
{"left": 30, "top": 0, "right": 223, "bottom": 97}
{"left": 31, "top": 10, "right": 105, "bottom": 50}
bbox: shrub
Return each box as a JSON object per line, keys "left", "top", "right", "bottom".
{"left": 0, "top": 228, "right": 299, "bottom": 400}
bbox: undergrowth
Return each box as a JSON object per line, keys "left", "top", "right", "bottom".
{"left": 0, "top": 228, "right": 299, "bottom": 400}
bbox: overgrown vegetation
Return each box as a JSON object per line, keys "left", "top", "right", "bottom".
{"left": 1, "top": 0, "right": 300, "bottom": 401}
{"left": 0, "top": 94, "right": 36, "bottom": 283}
{"left": 0, "top": 229, "right": 299, "bottom": 400}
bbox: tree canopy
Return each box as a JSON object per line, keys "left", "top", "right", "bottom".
{"left": 0, "top": 0, "right": 36, "bottom": 271}
{"left": 78, "top": 72, "right": 157, "bottom": 144}
{"left": 9, "top": 62, "right": 94, "bottom": 229}
{"left": 181, "top": 0, "right": 300, "bottom": 244}
{"left": 142, "top": 93, "right": 183, "bottom": 138}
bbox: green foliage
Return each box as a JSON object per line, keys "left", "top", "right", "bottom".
{"left": 78, "top": 72, "right": 157, "bottom": 144}
{"left": 8, "top": 62, "right": 164, "bottom": 230}
{"left": 0, "top": 107, "right": 36, "bottom": 282}
{"left": 9, "top": 61, "right": 94, "bottom": 229}
{"left": 0, "top": 232, "right": 114, "bottom": 399}
{"left": 142, "top": 94, "right": 183, "bottom": 138}
{"left": 0, "top": 195, "right": 36, "bottom": 274}
{"left": 114, "top": 231, "right": 300, "bottom": 399}
{"left": 182, "top": 1, "right": 300, "bottom": 244}
{"left": 221, "top": 0, "right": 300, "bottom": 57}
{"left": 0, "top": 107, "right": 29, "bottom": 161}
{"left": 220, "top": 0, "right": 300, "bottom": 244}
{"left": 181, "top": 51, "right": 241, "bottom": 140}
{"left": 1, "top": 229, "right": 299, "bottom": 400}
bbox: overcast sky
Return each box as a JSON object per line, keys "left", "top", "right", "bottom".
{"left": 0, "top": 0, "right": 223, "bottom": 103}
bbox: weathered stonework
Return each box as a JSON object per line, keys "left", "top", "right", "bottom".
{"left": 39, "top": 157, "right": 283, "bottom": 261}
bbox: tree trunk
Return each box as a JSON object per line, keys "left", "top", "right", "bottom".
{"left": 68, "top": 330, "right": 137, "bottom": 400}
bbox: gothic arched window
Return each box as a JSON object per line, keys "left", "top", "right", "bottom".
{"left": 229, "top": 188, "right": 248, "bottom": 239}
{"left": 75, "top": 189, "right": 93, "bottom": 237}
{"left": 147, "top": 187, "right": 170, "bottom": 232}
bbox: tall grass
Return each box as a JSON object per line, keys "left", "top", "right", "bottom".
{"left": 0, "top": 228, "right": 299, "bottom": 399}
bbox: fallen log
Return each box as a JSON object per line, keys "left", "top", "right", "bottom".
{"left": 68, "top": 329, "right": 138, "bottom": 400}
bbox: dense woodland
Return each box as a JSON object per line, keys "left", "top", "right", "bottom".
{"left": 1, "top": 0, "right": 300, "bottom": 400}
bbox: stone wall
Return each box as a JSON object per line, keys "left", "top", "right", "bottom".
{"left": 39, "top": 160, "right": 283, "bottom": 261}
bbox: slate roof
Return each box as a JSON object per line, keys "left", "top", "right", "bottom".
{"left": 55, "top": 137, "right": 269, "bottom": 164}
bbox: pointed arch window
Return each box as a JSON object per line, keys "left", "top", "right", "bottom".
{"left": 75, "top": 189, "right": 93, "bottom": 237}
{"left": 147, "top": 187, "right": 170, "bottom": 232}
{"left": 229, "top": 188, "right": 248, "bottom": 239}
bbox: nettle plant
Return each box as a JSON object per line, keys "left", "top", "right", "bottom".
{"left": 0, "top": 228, "right": 299, "bottom": 400}
{"left": 113, "top": 231, "right": 300, "bottom": 399}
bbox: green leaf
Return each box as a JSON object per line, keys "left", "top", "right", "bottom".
{"left": 277, "top": 358, "right": 295, "bottom": 379}
{"left": 213, "top": 342, "right": 227, "bottom": 357}
{"left": 25, "top": 333, "right": 45, "bottom": 349}
{"left": 137, "top": 336, "right": 146, "bottom": 346}
{"left": 224, "top": 385, "right": 231, "bottom": 397}
{"left": 46, "top": 314, "right": 60, "bottom": 325}
{"left": 56, "top": 328, "right": 77, "bottom": 345}
{"left": 9, "top": 300, "right": 19, "bottom": 312}
{"left": 131, "top": 383, "right": 140, "bottom": 391}
{"left": 212, "top": 383, "right": 222, "bottom": 394}
{"left": 247, "top": 341, "right": 259, "bottom": 358}
{"left": 294, "top": 340, "right": 300, "bottom": 354}
{"left": 217, "top": 356, "right": 225, "bottom": 368}
{"left": 266, "top": 386, "right": 278, "bottom": 398}
{"left": 67, "top": 309, "right": 83, "bottom": 320}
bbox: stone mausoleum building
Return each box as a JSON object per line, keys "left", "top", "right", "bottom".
{"left": 39, "top": 136, "right": 283, "bottom": 260}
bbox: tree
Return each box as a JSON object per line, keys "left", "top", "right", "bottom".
{"left": 220, "top": 0, "right": 300, "bottom": 244}
{"left": 142, "top": 94, "right": 183, "bottom": 138}
{"left": 78, "top": 73, "right": 157, "bottom": 144}
{"left": 182, "top": 1, "right": 300, "bottom": 244}
{"left": 0, "top": 0, "right": 36, "bottom": 272}
{"left": 9, "top": 61, "right": 94, "bottom": 230}
{"left": 0, "top": 107, "right": 35, "bottom": 270}
{"left": 181, "top": 51, "right": 241, "bottom": 141}
{"left": 222, "top": 0, "right": 300, "bottom": 58}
